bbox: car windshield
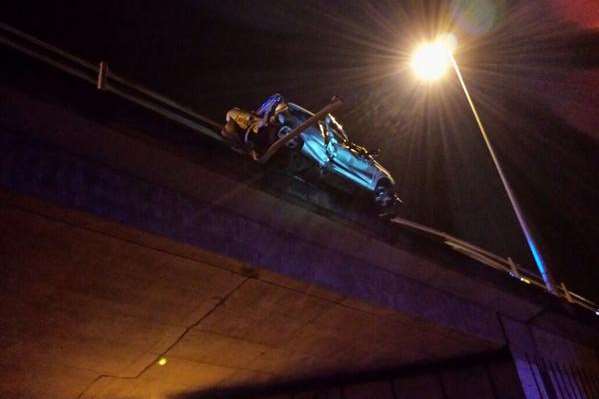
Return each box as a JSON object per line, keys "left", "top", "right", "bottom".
{"left": 287, "top": 103, "right": 349, "bottom": 143}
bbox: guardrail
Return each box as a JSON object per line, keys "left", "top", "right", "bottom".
{"left": 391, "top": 217, "right": 598, "bottom": 314}
{"left": 1, "top": 22, "right": 597, "bottom": 316}
{"left": 0, "top": 22, "right": 223, "bottom": 141}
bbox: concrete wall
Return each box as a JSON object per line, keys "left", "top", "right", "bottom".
{"left": 182, "top": 351, "right": 525, "bottom": 399}
{"left": 502, "top": 314, "right": 599, "bottom": 399}
{"left": 230, "top": 346, "right": 599, "bottom": 399}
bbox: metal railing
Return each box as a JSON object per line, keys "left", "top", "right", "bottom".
{"left": 0, "top": 22, "right": 223, "bottom": 141}
{"left": 391, "top": 217, "right": 598, "bottom": 314}
{"left": 1, "top": 22, "right": 597, "bottom": 316}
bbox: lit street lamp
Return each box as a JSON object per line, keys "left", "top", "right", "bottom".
{"left": 410, "top": 35, "right": 557, "bottom": 293}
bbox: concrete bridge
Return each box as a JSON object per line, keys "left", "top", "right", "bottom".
{"left": 1, "top": 47, "right": 598, "bottom": 399}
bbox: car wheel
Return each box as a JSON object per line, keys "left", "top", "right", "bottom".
{"left": 277, "top": 126, "right": 303, "bottom": 151}
{"left": 287, "top": 151, "right": 312, "bottom": 173}
{"left": 374, "top": 180, "right": 394, "bottom": 208}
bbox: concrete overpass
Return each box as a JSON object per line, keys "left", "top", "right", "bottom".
{"left": 1, "top": 38, "right": 598, "bottom": 399}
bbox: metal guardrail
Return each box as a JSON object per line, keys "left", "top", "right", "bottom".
{"left": 1, "top": 22, "right": 597, "bottom": 316}
{"left": 0, "top": 22, "right": 224, "bottom": 141}
{"left": 391, "top": 217, "right": 598, "bottom": 314}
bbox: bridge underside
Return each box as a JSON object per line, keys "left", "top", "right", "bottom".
{"left": 1, "top": 54, "right": 598, "bottom": 399}
{"left": 1, "top": 191, "right": 498, "bottom": 398}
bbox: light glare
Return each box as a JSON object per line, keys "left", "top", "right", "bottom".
{"left": 411, "top": 34, "right": 456, "bottom": 81}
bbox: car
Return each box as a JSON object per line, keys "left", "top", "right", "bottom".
{"left": 274, "top": 102, "right": 399, "bottom": 209}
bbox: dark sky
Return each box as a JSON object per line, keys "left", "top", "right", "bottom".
{"left": 3, "top": 0, "right": 598, "bottom": 301}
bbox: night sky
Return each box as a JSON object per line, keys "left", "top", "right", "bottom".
{"left": 3, "top": 0, "right": 598, "bottom": 301}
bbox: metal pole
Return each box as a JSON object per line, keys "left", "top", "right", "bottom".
{"left": 449, "top": 55, "right": 557, "bottom": 293}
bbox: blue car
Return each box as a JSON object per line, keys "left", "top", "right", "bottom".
{"left": 275, "top": 102, "right": 399, "bottom": 208}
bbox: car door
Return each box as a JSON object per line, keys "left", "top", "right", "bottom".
{"left": 325, "top": 121, "right": 373, "bottom": 189}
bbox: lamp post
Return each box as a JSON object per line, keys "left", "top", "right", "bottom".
{"left": 410, "top": 35, "right": 556, "bottom": 293}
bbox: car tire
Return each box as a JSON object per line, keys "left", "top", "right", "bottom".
{"left": 374, "top": 180, "right": 394, "bottom": 208}
{"left": 277, "top": 126, "right": 303, "bottom": 151}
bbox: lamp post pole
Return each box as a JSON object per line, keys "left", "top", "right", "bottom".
{"left": 449, "top": 55, "right": 557, "bottom": 294}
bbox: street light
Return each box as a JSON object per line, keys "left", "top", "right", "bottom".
{"left": 410, "top": 34, "right": 557, "bottom": 293}
{"left": 410, "top": 34, "right": 457, "bottom": 81}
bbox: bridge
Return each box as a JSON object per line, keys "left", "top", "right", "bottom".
{"left": 1, "top": 25, "right": 598, "bottom": 399}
